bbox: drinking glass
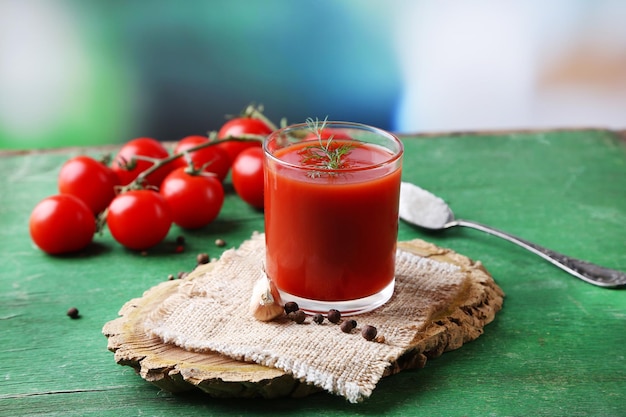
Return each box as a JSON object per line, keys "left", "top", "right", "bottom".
{"left": 263, "top": 121, "right": 403, "bottom": 315}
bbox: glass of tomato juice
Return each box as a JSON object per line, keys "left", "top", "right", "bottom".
{"left": 263, "top": 121, "right": 403, "bottom": 315}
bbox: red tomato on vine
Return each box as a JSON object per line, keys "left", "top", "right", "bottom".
{"left": 29, "top": 194, "right": 96, "bottom": 255}
{"left": 216, "top": 118, "right": 272, "bottom": 164}
{"left": 171, "top": 135, "right": 231, "bottom": 182}
{"left": 231, "top": 147, "right": 265, "bottom": 210}
{"left": 111, "top": 137, "right": 173, "bottom": 187}
{"left": 305, "top": 128, "right": 354, "bottom": 141}
{"left": 106, "top": 190, "right": 172, "bottom": 250}
{"left": 160, "top": 167, "right": 225, "bottom": 229}
{"left": 58, "top": 155, "right": 119, "bottom": 214}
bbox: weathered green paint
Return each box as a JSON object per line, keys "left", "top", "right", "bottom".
{"left": 1, "top": 129, "right": 624, "bottom": 416}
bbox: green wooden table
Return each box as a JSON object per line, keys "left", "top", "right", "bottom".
{"left": 1, "top": 129, "right": 625, "bottom": 416}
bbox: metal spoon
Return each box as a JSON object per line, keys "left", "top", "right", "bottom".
{"left": 399, "top": 182, "right": 626, "bottom": 288}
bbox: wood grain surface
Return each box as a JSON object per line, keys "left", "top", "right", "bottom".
{"left": 102, "top": 238, "right": 503, "bottom": 399}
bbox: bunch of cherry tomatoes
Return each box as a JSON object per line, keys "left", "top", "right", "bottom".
{"left": 29, "top": 108, "right": 274, "bottom": 255}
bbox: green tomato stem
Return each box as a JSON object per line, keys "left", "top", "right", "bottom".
{"left": 243, "top": 104, "right": 279, "bottom": 131}
{"left": 129, "top": 136, "right": 263, "bottom": 190}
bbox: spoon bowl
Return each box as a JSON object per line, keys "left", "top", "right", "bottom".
{"left": 399, "top": 182, "right": 626, "bottom": 288}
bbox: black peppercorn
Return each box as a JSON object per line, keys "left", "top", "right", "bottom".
{"left": 293, "top": 310, "right": 306, "bottom": 324}
{"left": 215, "top": 238, "right": 226, "bottom": 247}
{"left": 361, "top": 325, "right": 378, "bottom": 341}
{"left": 327, "top": 309, "right": 341, "bottom": 324}
{"left": 312, "top": 313, "right": 324, "bottom": 324}
{"left": 196, "top": 253, "right": 210, "bottom": 265}
{"left": 340, "top": 319, "right": 357, "bottom": 333}
{"left": 284, "top": 301, "right": 299, "bottom": 314}
{"left": 67, "top": 307, "right": 80, "bottom": 319}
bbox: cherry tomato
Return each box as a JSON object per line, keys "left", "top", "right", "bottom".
{"left": 305, "top": 128, "right": 353, "bottom": 141}
{"left": 111, "top": 137, "right": 173, "bottom": 187}
{"left": 171, "top": 135, "right": 231, "bottom": 182}
{"left": 216, "top": 118, "right": 272, "bottom": 164}
{"left": 160, "top": 167, "right": 225, "bottom": 229}
{"left": 231, "top": 147, "right": 265, "bottom": 210}
{"left": 106, "top": 190, "right": 172, "bottom": 250}
{"left": 29, "top": 194, "right": 96, "bottom": 255}
{"left": 58, "top": 155, "right": 119, "bottom": 214}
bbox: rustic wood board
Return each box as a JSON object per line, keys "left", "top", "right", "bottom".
{"left": 103, "top": 238, "right": 504, "bottom": 399}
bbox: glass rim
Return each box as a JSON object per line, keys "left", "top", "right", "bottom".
{"left": 263, "top": 121, "right": 403, "bottom": 173}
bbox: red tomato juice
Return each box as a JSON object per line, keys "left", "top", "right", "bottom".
{"left": 264, "top": 140, "right": 402, "bottom": 302}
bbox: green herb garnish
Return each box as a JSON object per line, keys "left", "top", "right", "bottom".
{"left": 299, "top": 118, "right": 354, "bottom": 176}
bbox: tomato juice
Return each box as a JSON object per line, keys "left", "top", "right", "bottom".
{"left": 264, "top": 123, "right": 403, "bottom": 314}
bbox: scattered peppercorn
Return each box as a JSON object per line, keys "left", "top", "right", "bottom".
{"left": 167, "top": 274, "right": 175, "bottom": 281}
{"left": 284, "top": 301, "right": 299, "bottom": 314}
{"left": 292, "top": 310, "right": 306, "bottom": 324}
{"left": 327, "top": 309, "right": 341, "bottom": 324}
{"left": 361, "top": 325, "right": 378, "bottom": 341}
{"left": 67, "top": 307, "right": 80, "bottom": 319}
{"left": 312, "top": 313, "right": 324, "bottom": 324}
{"left": 176, "top": 235, "right": 186, "bottom": 245}
{"left": 196, "top": 253, "right": 210, "bottom": 265}
{"left": 340, "top": 319, "right": 357, "bottom": 333}
{"left": 177, "top": 271, "right": 188, "bottom": 279}
{"left": 215, "top": 238, "right": 226, "bottom": 247}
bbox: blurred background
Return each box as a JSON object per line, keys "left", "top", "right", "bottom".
{"left": 1, "top": 0, "right": 625, "bottom": 149}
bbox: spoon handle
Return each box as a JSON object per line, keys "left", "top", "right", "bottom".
{"left": 452, "top": 219, "right": 626, "bottom": 288}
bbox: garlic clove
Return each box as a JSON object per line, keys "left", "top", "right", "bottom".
{"left": 249, "top": 274, "right": 284, "bottom": 322}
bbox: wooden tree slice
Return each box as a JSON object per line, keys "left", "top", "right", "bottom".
{"left": 103, "top": 238, "right": 504, "bottom": 399}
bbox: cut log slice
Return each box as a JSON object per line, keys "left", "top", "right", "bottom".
{"left": 103, "top": 238, "right": 504, "bottom": 399}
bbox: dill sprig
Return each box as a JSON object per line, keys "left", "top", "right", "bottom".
{"left": 299, "top": 118, "right": 354, "bottom": 173}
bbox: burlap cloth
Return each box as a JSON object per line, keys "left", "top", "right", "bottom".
{"left": 144, "top": 232, "right": 467, "bottom": 403}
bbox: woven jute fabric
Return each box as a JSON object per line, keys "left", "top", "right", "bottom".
{"left": 144, "top": 232, "right": 467, "bottom": 403}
